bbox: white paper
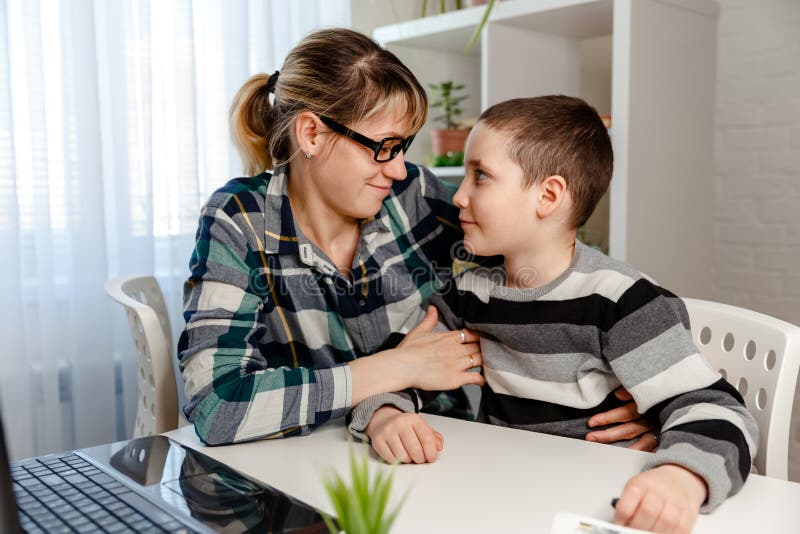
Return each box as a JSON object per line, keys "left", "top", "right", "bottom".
{"left": 549, "top": 512, "right": 653, "bottom": 534}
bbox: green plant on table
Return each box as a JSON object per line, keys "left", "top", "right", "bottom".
{"left": 322, "top": 448, "right": 408, "bottom": 534}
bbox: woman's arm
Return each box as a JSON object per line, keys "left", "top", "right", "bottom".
{"left": 179, "top": 188, "right": 354, "bottom": 444}
{"left": 180, "top": 181, "right": 483, "bottom": 445}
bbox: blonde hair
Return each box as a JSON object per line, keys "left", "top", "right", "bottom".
{"left": 230, "top": 28, "right": 428, "bottom": 176}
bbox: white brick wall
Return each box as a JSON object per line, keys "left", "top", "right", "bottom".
{"left": 713, "top": 0, "right": 800, "bottom": 481}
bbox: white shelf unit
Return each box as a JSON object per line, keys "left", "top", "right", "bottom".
{"left": 373, "top": 0, "right": 718, "bottom": 298}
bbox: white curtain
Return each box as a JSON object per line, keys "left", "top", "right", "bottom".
{"left": 0, "top": 0, "right": 350, "bottom": 461}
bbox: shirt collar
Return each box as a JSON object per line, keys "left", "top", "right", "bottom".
{"left": 263, "top": 164, "right": 300, "bottom": 255}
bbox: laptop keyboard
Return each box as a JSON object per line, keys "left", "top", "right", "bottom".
{"left": 11, "top": 453, "right": 192, "bottom": 533}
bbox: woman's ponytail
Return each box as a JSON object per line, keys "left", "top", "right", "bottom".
{"left": 230, "top": 73, "right": 274, "bottom": 176}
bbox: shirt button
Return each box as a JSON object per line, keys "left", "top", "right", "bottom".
{"left": 359, "top": 299, "right": 366, "bottom": 306}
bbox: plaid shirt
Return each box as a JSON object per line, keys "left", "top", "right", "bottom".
{"left": 178, "top": 162, "right": 468, "bottom": 445}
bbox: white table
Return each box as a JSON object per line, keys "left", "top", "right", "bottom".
{"left": 165, "top": 414, "right": 800, "bottom": 533}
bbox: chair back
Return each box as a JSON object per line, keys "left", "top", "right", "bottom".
{"left": 105, "top": 276, "right": 179, "bottom": 437}
{"left": 683, "top": 298, "right": 800, "bottom": 480}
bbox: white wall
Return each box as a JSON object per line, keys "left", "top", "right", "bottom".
{"left": 712, "top": 0, "right": 800, "bottom": 481}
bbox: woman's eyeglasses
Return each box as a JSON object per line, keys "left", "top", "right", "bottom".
{"left": 318, "top": 115, "right": 415, "bottom": 163}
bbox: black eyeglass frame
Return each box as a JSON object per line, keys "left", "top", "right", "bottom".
{"left": 318, "top": 115, "right": 415, "bottom": 163}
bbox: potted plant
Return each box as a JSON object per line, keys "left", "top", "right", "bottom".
{"left": 429, "top": 81, "right": 470, "bottom": 167}
{"left": 321, "top": 448, "right": 408, "bottom": 534}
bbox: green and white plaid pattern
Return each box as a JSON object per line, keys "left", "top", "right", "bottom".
{"left": 178, "top": 162, "right": 467, "bottom": 445}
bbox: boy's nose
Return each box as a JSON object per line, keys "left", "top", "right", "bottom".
{"left": 453, "top": 183, "right": 469, "bottom": 208}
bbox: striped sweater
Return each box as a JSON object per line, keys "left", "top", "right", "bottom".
{"left": 430, "top": 241, "right": 758, "bottom": 512}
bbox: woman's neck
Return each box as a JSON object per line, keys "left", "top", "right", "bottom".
{"left": 286, "top": 166, "right": 361, "bottom": 273}
{"left": 503, "top": 234, "right": 576, "bottom": 289}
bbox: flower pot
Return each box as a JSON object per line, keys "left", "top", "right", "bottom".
{"left": 430, "top": 128, "right": 470, "bottom": 157}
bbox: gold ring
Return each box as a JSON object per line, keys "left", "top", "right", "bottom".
{"left": 458, "top": 330, "right": 466, "bottom": 344}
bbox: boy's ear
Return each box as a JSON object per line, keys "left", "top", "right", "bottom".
{"left": 536, "top": 175, "right": 567, "bottom": 218}
{"left": 294, "top": 111, "right": 323, "bottom": 156}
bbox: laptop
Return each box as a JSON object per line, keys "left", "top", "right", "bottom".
{"left": 0, "top": 413, "right": 331, "bottom": 533}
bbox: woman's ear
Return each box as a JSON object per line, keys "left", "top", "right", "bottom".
{"left": 535, "top": 175, "right": 567, "bottom": 218}
{"left": 293, "top": 111, "right": 322, "bottom": 156}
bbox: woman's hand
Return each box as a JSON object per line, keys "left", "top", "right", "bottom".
{"left": 365, "top": 405, "right": 443, "bottom": 464}
{"left": 613, "top": 464, "right": 707, "bottom": 533}
{"left": 393, "top": 306, "right": 485, "bottom": 391}
{"left": 585, "top": 388, "right": 659, "bottom": 452}
{"left": 348, "top": 306, "right": 483, "bottom": 405}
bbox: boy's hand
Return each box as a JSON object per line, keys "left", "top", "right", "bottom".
{"left": 586, "top": 387, "right": 658, "bottom": 452}
{"left": 364, "top": 405, "right": 444, "bottom": 464}
{"left": 613, "top": 464, "right": 708, "bottom": 533}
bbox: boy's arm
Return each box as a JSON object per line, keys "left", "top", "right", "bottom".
{"left": 603, "top": 280, "right": 758, "bottom": 512}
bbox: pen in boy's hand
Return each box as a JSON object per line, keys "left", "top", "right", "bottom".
{"left": 610, "top": 498, "right": 619, "bottom": 508}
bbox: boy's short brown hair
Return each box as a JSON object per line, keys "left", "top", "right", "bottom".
{"left": 478, "top": 95, "right": 613, "bottom": 229}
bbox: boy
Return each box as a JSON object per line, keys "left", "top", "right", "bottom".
{"left": 351, "top": 96, "right": 758, "bottom": 533}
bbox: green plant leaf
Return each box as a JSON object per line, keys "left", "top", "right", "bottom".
{"left": 350, "top": 449, "right": 369, "bottom": 514}
{"left": 320, "top": 448, "right": 410, "bottom": 534}
{"left": 323, "top": 473, "right": 350, "bottom": 529}
{"left": 370, "top": 470, "right": 393, "bottom": 531}
{"left": 464, "top": 0, "right": 495, "bottom": 55}
{"left": 379, "top": 486, "right": 411, "bottom": 534}
{"left": 323, "top": 512, "right": 339, "bottom": 534}
{"left": 346, "top": 490, "right": 369, "bottom": 534}
{"left": 367, "top": 467, "right": 392, "bottom": 530}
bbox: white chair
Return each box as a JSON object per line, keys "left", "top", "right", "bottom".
{"left": 105, "top": 276, "right": 187, "bottom": 437}
{"left": 683, "top": 298, "right": 800, "bottom": 480}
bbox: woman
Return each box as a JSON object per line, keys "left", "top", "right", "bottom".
{"left": 178, "top": 28, "right": 654, "bottom": 460}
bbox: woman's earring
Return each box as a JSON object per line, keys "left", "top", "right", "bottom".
{"left": 304, "top": 151, "right": 312, "bottom": 159}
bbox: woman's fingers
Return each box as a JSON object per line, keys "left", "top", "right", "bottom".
{"left": 588, "top": 401, "right": 639, "bottom": 427}
{"left": 413, "top": 306, "right": 439, "bottom": 333}
{"left": 614, "top": 386, "right": 634, "bottom": 401}
{"left": 586, "top": 419, "right": 653, "bottom": 444}
{"left": 454, "top": 328, "right": 481, "bottom": 344}
{"left": 450, "top": 340, "right": 481, "bottom": 358}
{"left": 628, "top": 432, "right": 659, "bottom": 452}
{"left": 399, "top": 306, "right": 439, "bottom": 347}
{"left": 464, "top": 352, "right": 483, "bottom": 370}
